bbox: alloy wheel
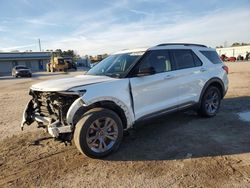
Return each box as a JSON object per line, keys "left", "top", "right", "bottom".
{"left": 86, "top": 117, "right": 118, "bottom": 153}
{"left": 205, "top": 90, "right": 219, "bottom": 114}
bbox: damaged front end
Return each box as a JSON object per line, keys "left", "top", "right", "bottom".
{"left": 21, "top": 90, "right": 81, "bottom": 142}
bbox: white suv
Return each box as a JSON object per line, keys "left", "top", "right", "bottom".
{"left": 21, "top": 43, "right": 229, "bottom": 158}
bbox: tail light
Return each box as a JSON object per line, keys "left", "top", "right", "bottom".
{"left": 222, "top": 65, "right": 229, "bottom": 74}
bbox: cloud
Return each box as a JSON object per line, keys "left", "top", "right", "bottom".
{"left": 128, "top": 9, "right": 152, "bottom": 16}
{"left": 0, "top": 0, "right": 249, "bottom": 55}
{"left": 43, "top": 7, "right": 250, "bottom": 55}
{"left": 0, "top": 44, "right": 37, "bottom": 51}
{"left": 0, "top": 26, "right": 7, "bottom": 32}
{"left": 24, "top": 18, "right": 60, "bottom": 26}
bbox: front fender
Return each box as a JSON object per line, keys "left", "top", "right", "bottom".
{"left": 66, "top": 96, "right": 134, "bottom": 129}
{"left": 88, "top": 96, "right": 134, "bottom": 128}
{"left": 66, "top": 98, "right": 86, "bottom": 126}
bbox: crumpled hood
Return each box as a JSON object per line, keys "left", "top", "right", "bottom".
{"left": 31, "top": 75, "right": 115, "bottom": 91}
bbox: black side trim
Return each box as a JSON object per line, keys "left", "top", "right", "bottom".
{"left": 135, "top": 102, "right": 196, "bottom": 123}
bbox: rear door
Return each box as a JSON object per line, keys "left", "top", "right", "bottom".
{"left": 129, "top": 50, "right": 180, "bottom": 120}
{"left": 169, "top": 49, "right": 206, "bottom": 105}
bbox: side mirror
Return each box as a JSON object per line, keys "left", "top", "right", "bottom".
{"left": 137, "top": 67, "right": 155, "bottom": 77}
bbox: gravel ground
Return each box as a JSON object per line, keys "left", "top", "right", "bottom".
{"left": 0, "top": 63, "right": 250, "bottom": 188}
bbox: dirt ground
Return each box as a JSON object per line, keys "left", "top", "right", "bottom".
{"left": 0, "top": 63, "right": 250, "bottom": 188}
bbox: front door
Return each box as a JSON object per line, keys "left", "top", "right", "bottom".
{"left": 130, "top": 50, "right": 180, "bottom": 120}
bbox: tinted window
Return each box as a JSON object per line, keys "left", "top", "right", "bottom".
{"left": 172, "top": 50, "right": 197, "bottom": 69}
{"left": 200, "top": 51, "right": 222, "bottom": 64}
{"left": 138, "top": 50, "right": 172, "bottom": 74}
{"left": 193, "top": 53, "right": 203, "bottom": 66}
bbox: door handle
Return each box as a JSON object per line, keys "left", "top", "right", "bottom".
{"left": 200, "top": 68, "right": 207, "bottom": 72}
{"left": 164, "top": 75, "right": 174, "bottom": 79}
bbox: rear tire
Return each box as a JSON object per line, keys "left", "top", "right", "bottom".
{"left": 74, "top": 108, "right": 123, "bottom": 158}
{"left": 198, "top": 86, "right": 221, "bottom": 117}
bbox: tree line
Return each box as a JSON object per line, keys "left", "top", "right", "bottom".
{"left": 216, "top": 42, "right": 250, "bottom": 48}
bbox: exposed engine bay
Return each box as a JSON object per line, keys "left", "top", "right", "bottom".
{"left": 22, "top": 90, "right": 80, "bottom": 142}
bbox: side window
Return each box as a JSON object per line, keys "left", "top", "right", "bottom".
{"left": 200, "top": 51, "right": 222, "bottom": 64}
{"left": 172, "top": 50, "right": 197, "bottom": 69}
{"left": 138, "top": 50, "right": 172, "bottom": 74}
{"left": 193, "top": 53, "right": 203, "bottom": 66}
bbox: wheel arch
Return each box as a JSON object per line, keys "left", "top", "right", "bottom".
{"left": 198, "top": 78, "right": 225, "bottom": 106}
{"left": 89, "top": 101, "right": 128, "bottom": 129}
{"left": 67, "top": 98, "right": 133, "bottom": 130}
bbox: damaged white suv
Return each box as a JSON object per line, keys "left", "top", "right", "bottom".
{"left": 22, "top": 43, "right": 228, "bottom": 158}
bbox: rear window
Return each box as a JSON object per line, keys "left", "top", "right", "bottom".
{"left": 200, "top": 51, "right": 222, "bottom": 64}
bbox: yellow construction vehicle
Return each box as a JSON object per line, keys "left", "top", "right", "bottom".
{"left": 46, "top": 54, "right": 68, "bottom": 72}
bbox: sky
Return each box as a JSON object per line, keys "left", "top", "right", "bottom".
{"left": 0, "top": 0, "right": 249, "bottom": 55}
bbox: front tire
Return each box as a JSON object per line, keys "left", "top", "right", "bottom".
{"left": 74, "top": 108, "right": 123, "bottom": 158}
{"left": 199, "top": 86, "right": 221, "bottom": 117}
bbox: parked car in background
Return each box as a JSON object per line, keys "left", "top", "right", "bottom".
{"left": 227, "top": 57, "right": 236, "bottom": 62}
{"left": 21, "top": 43, "right": 228, "bottom": 158}
{"left": 220, "top": 54, "right": 236, "bottom": 62}
{"left": 237, "top": 55, "right": 244, "bottom": 61}
{"left": 12, "top": 66, "right": 32, "bottom": 78}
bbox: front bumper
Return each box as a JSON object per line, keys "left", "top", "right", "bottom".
{"left": 21, "top": 99, "right": 72, "bottom": 137}
{"left": 21, "top": 91, "right": 82, "bottom": 139}
{"left": 16, "top": 72, "right": 31, "bottom": 77}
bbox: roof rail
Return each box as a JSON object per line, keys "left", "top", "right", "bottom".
{"left": 156, "top": 43, "right": 207, "bottom": 48}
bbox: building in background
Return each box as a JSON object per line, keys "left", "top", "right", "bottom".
{"left": 89, "top": 54, "right": 108, "bottom": 63}
{"left": 216, "top": 45, "right": 250, "bottom": 58}
{"left": 76, "top": 57, "right": 91, "bottom": 67}
{"left": 0, "top": 52, "right": 51, "bottom": 74}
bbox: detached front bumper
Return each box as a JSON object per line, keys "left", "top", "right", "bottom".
{"left": 21, "top": 99, "right": 72, "bottom": 137}
{"left": 21, "top": 99, "right": 34, "bottom": 130}
{"left": 21, "top": 91, "right": 83, "bottom": 139}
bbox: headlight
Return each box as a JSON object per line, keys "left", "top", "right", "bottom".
{"left": 15, "top": 71, "right": 18, "bottom": 74}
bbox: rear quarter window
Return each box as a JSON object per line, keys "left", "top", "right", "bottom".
{"left": 200, "top": 51, "right": 222, "bottom": 64}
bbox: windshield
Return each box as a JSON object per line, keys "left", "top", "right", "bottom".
{"left": 87, "top": 51, "right": 145, "bottom": 78}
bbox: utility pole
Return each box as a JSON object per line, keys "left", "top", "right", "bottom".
{"left": 38, "top": 39, "right": 41, "bottom": 52}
